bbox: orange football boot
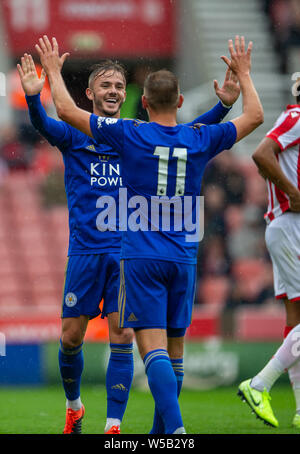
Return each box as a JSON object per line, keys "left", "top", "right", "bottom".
{"left": 105, "top": 425, "right": 121, "bottom": 434}
{"left": 63, "top": 405, "right": 85, "bottom": 434}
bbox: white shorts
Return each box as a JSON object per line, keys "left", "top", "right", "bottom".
{"left": 265, "top": 212, "right": 300, "bottom": 302}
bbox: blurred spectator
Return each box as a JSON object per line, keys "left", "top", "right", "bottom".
{"left": 224, "top": 260, "right": 274, "bottom": 310}
{"left": 30, "top": 141, "right": 63, "bottom": 177}
{"left": 255, "top": 262, "right": 275, "bottom": 305}
{"left": 0, "top": 124, "right": 32, "bottom": 170}
{"left": 198, "top": 235, "right": 231, "bottom": 279}
{"left": 262, "top": 0, "right": 300, "bottom": 73}
{"left": 40, "top": 168, "right": 66, "bottom": 208}
{"left": 225, "top": 279, "right": 259, "bottom": 310}
{"left": 197, "top": 183, "right": 228, "bottom": 280}
{"left": 284, "top": 0, "right": 300, "bottom": 47}
{"left": 202, "top": 183, "right": 227, "bottom": 238}
{"left": 30, "top": 141, "right": 66, "bottom": 207}
{"left": 244, "top": 173, "right": 268, "bottom": 215}
{"left": 195, "top": 148, "right": 272, "bottom": 309}
{"left": 226, "top": 204, "right": 267, "bottom": 261}
{"left": 203, "top": 151, "right": 246, "bottom": 206}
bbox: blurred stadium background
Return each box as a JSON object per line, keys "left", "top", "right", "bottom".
{"left": 0, "top": 0, "right": 299, "bottom": 391}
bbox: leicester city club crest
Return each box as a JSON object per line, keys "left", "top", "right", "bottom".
{"left": 65, "top": 292, "right": 78, "bottom": 307}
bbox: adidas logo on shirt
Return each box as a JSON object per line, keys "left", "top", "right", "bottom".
{"left": 86, "top": 144, "right": 96, "bottom": 151}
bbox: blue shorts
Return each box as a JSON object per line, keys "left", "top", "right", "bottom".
{"left": 118, "top": 259, "right": 196, "bottom": 330}
{"left": 62, "top": 253, "right": 120, "bottom": 319}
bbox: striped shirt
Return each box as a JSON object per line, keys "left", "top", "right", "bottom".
{"left": 264, "top": 105, "right": 300, "bottom": 223}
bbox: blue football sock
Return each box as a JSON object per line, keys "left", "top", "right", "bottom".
{"left": 58, "top": 340, "right": 84, "bottom": 402}
{"left": 171, "top": 357, "right": 184, "bottom": 395}
{"left": 150, "top": 357, "right": 184, "bottom": 434}
{"left": 106, "top": 343, "right": 134, "bottom": 422}
{"left": 144, "top": 349, "right": 184, "bottom": 434}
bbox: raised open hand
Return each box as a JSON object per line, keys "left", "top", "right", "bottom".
{"left": 35, "top": 35, "right": 70, "bottom": 75}
{"left": 221, "top": 36, "right": 252, "bottom": 77}
{"left": 214, "top": 68, "right": 240, "bottom": 107}
{"left": 17, "top": 53, "right": 46, "bottom": 96}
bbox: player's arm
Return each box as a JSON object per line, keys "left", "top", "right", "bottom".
{"left": 253, "top": 137, "right": 300, "bottom": 212}
{"left": 35, "top": 35, "right": 92, "bottom": 138}
{"left": 222, "top": 36, "right": 264, "bottom": 142}
{"left": 186, "top": 102, "right": 231, "bottom": 127}
{"left": 17, "top": 53, "right": 73, "bottom": 147}
{"left": 26, "top": 94, "right": 73, "bottom": 147}
{"left": 186, "top": 68, "right": 240, "bottom": 126}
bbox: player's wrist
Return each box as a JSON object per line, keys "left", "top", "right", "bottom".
{"left": 46, "top": 67, "right": 61, "bottom": 79}
{"left": 219, "top": 100, "right": 232, "bottom": 108}
{"left": 25, "top": 92, "right": 41, "bottom": 99}
{"left": 236, "top": 70, "right": 251, "bottom": 79}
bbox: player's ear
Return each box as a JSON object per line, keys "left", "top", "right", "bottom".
{"left": 86, "top": 87, "right": 94, "bottom": 101}
{"left": 142, "top": 95, "right": 148, "bottom": 110}
{"left": 178, "top": 94, "right": 184, "bottom": 109}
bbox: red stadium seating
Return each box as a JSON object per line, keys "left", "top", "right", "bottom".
{"left": 235, "top": 306, "right": 285, "bottom": 341}
{"left": 198, "top": 276, "right": 230, "bottom": 307}
{"left": 0, "top": 172, "right": 68, "bottom": 313}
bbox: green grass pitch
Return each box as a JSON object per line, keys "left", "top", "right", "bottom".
{"left": 0, "top": 384, "right": 298, "bottom": 434}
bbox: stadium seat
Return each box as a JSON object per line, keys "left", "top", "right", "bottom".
{"left": 0, "top": 241, "right": 12, "bottom": 260}
{"left": 232, "top": 259, "right": 267, "bottom": 299}
{"left": 20, "top": 241, "right": 49, "bottom": 258}
{"left": 31, "top": 275, "right": 57, "bottom": 291}
{"left": 186, "top": 306, "right": 221, "bottom": 338}
{"left": 50, "top": 206, "right": 68, "bottom": 226}
{"left": 0, "top": 295, "right": 28, "bottom": 312}
{"left": 31, "top": 295, "right": 61, "bottom": 312}
{"left": 0, "top": 276, "right": 21, "bottom": 299}
{"left": 0, "top": 258, "right": 16, "bottom": 276}
{"left": 25, "top": 256, "right": 53, "bottom": 277}
{"left": 234, "top": 305, "right": 286, "bottom": 341}
{"left": 197, "top": 276, "right": 230, "bottom": 307}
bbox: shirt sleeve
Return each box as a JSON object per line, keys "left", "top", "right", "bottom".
{"left": 25, "top": 94, "right": 73, "bottom": 149}
{"left": 266, "top": 111, "right": 300, "bottom": 151}
{"left": 90, "top": 114, "right": 124, "bottom": 155}
{"left": 205, "top": 121, "right": 237, "bottom": 160}
{"left": 185, "top": 101, "right": 231, "bottom": 126}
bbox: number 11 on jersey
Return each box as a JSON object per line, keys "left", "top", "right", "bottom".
{"left": 154, "top": 146, "right": 187, "bottom": 196}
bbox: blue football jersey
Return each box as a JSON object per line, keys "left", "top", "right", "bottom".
{"left": 26, "top": 95, "right": 232, "bottom": 258}
{"left": 26, "top": 94, "right": 124, "bottom": 256}
{"left": 58, "top": 128, "right": 123, "bottom": 255}
{"left": 89, "top": 115, "right": 237, "bottom": 263}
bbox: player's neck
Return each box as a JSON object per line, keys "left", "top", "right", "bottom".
{"left": 148, "top": 111, "right": 177, "bottom": 127}
{"left": 93, "top": 106, "right": 120, "bottom": 119}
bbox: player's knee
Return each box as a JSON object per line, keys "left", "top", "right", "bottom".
{"left": 110, "top": 327, "right": 134, "bottom": 345}
{"left": 61, "top": 330, "right": 84, "bottom": 350}
{"left": 285, "top": 301, "right": 300, "bottom": 327}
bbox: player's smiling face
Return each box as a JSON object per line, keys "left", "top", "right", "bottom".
{"left": 88, "top": 70, "right": 126, "bottom": 117}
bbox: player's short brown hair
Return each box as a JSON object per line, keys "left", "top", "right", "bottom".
{"left": 143, "top": 69, "right": 180, "bottom": 111}
{"left": 88, "top": 60, "right": 127, "bottom": 88}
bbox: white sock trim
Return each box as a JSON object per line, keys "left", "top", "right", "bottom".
{"left": 173, "top": 426, "right": 186, "bottom": 434}
{"left": 251, "top": 357, "right": 283, "bottom": 392}
{"left": 66, "top": 397, "right": 82, "bottom": 411}
{"left": 105, "top": 418, "right": 121, "bottom": 431}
